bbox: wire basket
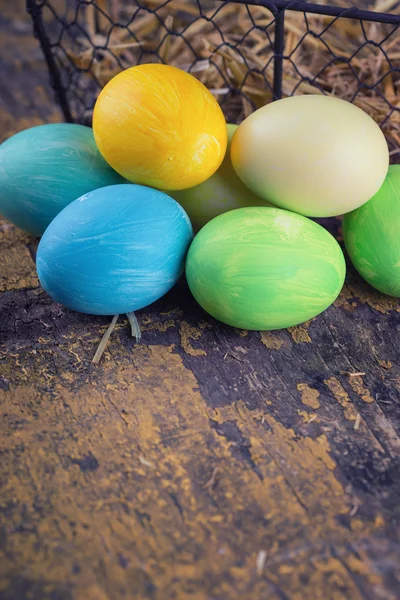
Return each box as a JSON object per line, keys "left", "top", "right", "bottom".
{"left": 26, "top": 0, "right": 400, "bottom": 152}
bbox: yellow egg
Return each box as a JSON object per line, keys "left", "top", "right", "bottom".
{"left": 93, "top": 64, "right": 227, "bottom": 190}
{"left": 170, "top": 124, "right": 270, "bottom": 231}
{"left": 231, "top": 95, "right": 389, "bottom": 217}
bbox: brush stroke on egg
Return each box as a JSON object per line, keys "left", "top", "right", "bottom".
{"left": 93, "top": 64, "right": 227, "bottom": 191}
{"left": 37, "top": 184, "right": 193, "bottom": 315}
{"left": 343, "top": 164, "right": 400, "bottom": 297}
{"left": 0, "top": 123, "right": 124, "bottom": 236}
{"left": 186, "top": 206, "right": 345, "bottom": 330}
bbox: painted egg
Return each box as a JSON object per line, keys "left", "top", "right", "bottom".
{"left": 37, "top": 184, "right": 193, "bottom": 315}
{"left": 93, "top": 64, "right": 227, "bottom": 191}
{"left": 186, "top": 207, "right": 345, "bottom": 330}
{"left": 343, "top": 165, "right": 400, "bottom": 297}
{"left": 231, "top": 95, "right": 389, "bottom": 218}
{"left": 170, "top": 124, "right": 270, "bottom": 231}
{"left": 0, "top": 123, "right": 124, "bottom": 237}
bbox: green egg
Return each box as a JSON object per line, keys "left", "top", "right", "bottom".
{"left": 170, "top": 124, "right": 269, "bottom": 231}
{"left": 343, "top": 165, "right": 400, "bottom": 297}
{"left": 186, "top": 207, "right": 346, "bottom": 330}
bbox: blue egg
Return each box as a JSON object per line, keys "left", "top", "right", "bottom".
{"left": 36, "top": 184, "right": 193, "bottom": 315}
{"left": 0, "top": 123, "right": 124, "bottom": 236}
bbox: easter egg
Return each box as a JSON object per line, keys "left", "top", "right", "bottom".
{"left": 37, "top": 184, "right": 193, "bottom": 315}
{"left": 186, "top": 207, "right": 345, "bottom": 330}
{"left": 93, "top": 64, "right": 227, "bottom": 191}
{"left": 231, "top": 95, "right": 389, "bottom": 218}
{"left": 170, "top": 124, "right": 269, "bottom": 231}
{"left": 343, "top": 165, "right": 400, "bottom": 297}
{"left": 0, "top": 123, "right": 124, "bottom": 237}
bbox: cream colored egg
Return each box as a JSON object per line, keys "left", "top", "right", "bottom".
{"left": 230, "top": 95, "right": 389, "bottom": 217}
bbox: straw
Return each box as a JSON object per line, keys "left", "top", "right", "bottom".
{"left": 57, "top": 0, "right": 400, "bottom": 151}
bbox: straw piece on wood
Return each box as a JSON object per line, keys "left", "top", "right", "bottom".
{"left": 127, "top": 312, "right": 141, "bottom": 343}
{"left": 92, "top": 315, "right": 119, "bottom": 364}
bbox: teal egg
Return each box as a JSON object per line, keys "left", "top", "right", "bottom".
{"left": 343, "top": 165, "right": 400, "bottom": 297}
{"left": 0, "top": 123, "right": 124, "bottom": 236}
{"left": 37, "top": 184, "right": 193, "bottom": 315}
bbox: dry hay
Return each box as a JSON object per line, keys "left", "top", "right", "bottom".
{"left": 48, "top": 0, "right": 400, "bottom": 152}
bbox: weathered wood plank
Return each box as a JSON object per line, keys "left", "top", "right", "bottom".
{"left": 0, "top": 4, "right": 400, "bottom": 600}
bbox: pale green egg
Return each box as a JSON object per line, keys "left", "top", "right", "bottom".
{"left": 170, "top": 124, "right": 269, "bottom": 231}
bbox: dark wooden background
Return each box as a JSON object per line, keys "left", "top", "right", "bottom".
{"left": 1, "top": 3, "right": 400, "bottom": 599}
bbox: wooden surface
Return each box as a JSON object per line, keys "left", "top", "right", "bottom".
{"left": 1, "top": 4, "right": 400, "bottom": 600}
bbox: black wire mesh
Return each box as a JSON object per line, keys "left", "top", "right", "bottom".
{"left": 26, "top": 0, "right": 400, "bottom": 149}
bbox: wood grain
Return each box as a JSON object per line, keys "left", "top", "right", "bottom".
{"left": 1, "top": 4, "right": 400, "bottom": 600}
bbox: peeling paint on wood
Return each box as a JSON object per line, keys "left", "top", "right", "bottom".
{"left": 287, "top": 322, "right": 312, "bottom": 343}
{"left": 297, "top": 383, "right": 321, "bottom": 409}
{"left": 324, "top": 377, "right": 358, "bottom": 421}
{"left": 260, "top": 331, "right": 284, "bottom": 350}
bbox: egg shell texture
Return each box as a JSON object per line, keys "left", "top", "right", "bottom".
{"left": 37, "top": 184, "right": 193, "bottom": 315}
{"left": 93, "top": 64, "right": 227, "bottom": 191}
{"left": 0, "top": 123, "right": 124, "bottom": 237}
{"left": 343, "top": 165, "right": 400, "bottom": 297}
{"left": 186, "top": 207, "right": 346, "bottom": 330}
{"left": 231, "top": 95, "right": 389, "bottom": 218}
{"left": 170, "top": 124, "right": 269, "bottom": 231}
